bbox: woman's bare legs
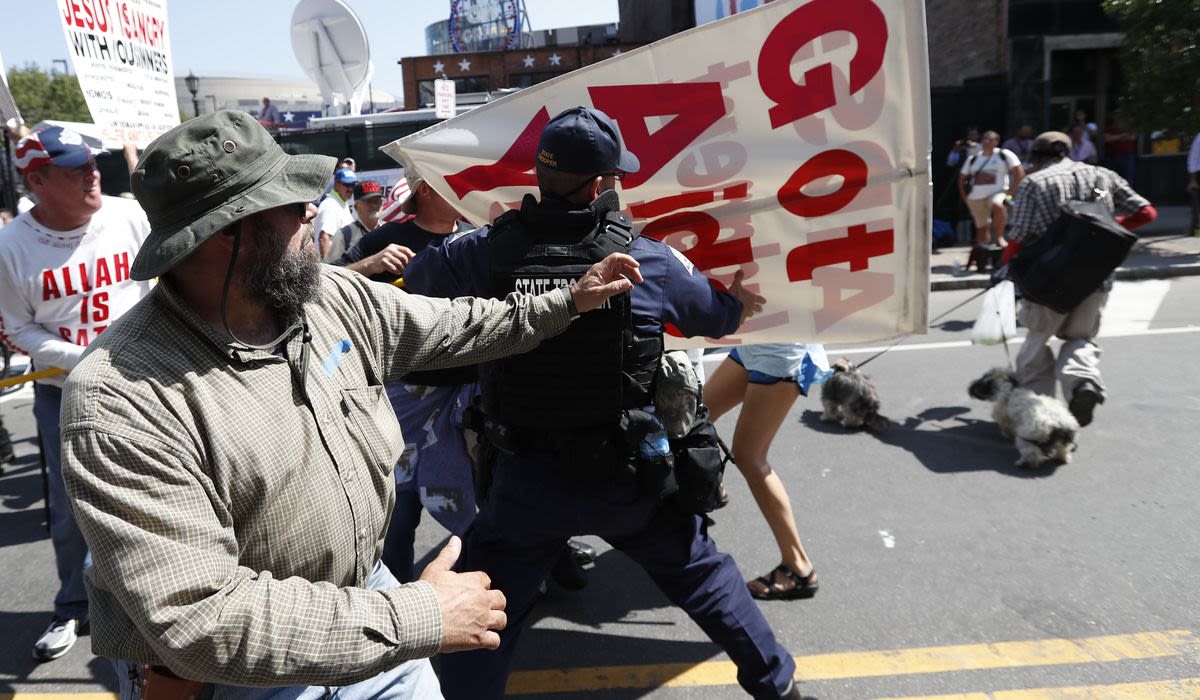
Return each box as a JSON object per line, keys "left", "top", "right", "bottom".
{"left": 705, "top": 358, "right": 815, "bottom": 595}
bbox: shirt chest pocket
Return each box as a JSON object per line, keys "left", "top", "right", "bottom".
{"left": 341, "top": 385, "right": 403, "bottom": 477}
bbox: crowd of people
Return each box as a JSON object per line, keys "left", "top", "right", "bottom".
{"left": 0, "top": 102, "right": 1160, "bottom": 699}
{"left": 942, "top": 109, "right": 1155, "bottom": 270}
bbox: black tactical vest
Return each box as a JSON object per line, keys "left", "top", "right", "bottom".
{"left": 480, "top": 191, "right": 662, "bottom": 430}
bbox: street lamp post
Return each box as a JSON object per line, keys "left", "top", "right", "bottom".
{"left": 184, "top": 71, "right": 200, "bottom": 118}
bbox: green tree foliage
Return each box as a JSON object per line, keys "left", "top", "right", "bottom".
{"left": 6, "top": 63, "right": 92, "bottom": 125}
{"left": 1104, "top": 0, "right": 1200, "bottom": 133}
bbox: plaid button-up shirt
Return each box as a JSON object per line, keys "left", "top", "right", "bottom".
{"left": 61, "top": 265, "right": 574, "bottom": 686}
{"left": 1008, "top": 158, "right": 1149, "bottom": 245}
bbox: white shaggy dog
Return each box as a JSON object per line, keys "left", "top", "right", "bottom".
{"left": 968, "top": 367, "right": 1079, "bottom": 469}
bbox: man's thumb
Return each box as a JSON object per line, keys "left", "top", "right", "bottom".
{"left": 430, "top": 536, "right": 462, "bottom": 572}
{"left": 732, "top": 269, "right": 745, "bottom": 287}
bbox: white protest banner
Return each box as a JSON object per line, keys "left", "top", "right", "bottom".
{"left": 384, "top": 0, "right": 931, "bottom": 346}
{"left": 57, "top": 0, "right": 180, "bottom": 148}
{"left": 0, "top": 49, "right": 23, "bottom": 128}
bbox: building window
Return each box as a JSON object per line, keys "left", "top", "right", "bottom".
{"left": 509, "top": 71, "right": 567, "bottom": 89}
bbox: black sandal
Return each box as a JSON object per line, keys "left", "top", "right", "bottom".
{"left": 749, "top": 564, "right": 819, "bottom": 601}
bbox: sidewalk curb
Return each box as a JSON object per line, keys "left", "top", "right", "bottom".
{"left": 931, "top": 263, "right": 1200, "bottom": 291}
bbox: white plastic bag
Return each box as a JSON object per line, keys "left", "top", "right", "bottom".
{"left": 971, "top": 280, "right": 1017, "bottom": 346}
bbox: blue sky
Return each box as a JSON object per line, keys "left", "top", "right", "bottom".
{"left": 3, "top": 0, "right": 619, "bottom": 98}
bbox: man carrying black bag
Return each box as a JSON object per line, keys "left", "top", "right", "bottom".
{"left": 1001, "top": 131, "right": 1157, "bottom": 426}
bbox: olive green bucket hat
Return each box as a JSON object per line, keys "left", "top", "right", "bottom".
{"left": 129, "top": 110, "right": 336, "bottom": 281}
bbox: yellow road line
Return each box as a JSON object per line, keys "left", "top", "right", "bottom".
{"left": 876, "top": 676, "right": 1200, "bottom": 699}
{"left": 0, "top": 694, "right": 116, "bottom": 700}
{"left": 505, "top": 630, "right": 1197, "bottom": 695}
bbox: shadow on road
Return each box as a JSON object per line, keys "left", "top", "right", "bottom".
{"left": 0, "top": 612, "right": 118, "bottom": 693}
{"left": 513, "top": 548, "right": 729, "bottom": 697}
{"left": 0, "top": 459, "right": 48, "bottom": 548}
{"left": 800, "top": 407, "right": 1058, "bottom": 479}
{"left": 419, "top": 539, "right": 733, "bottom": 697}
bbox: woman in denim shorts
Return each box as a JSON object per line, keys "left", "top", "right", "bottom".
{"left": 704, "top": 343, "right": 831, "bottom": 600}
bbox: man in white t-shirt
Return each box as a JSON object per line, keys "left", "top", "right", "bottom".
{"left": 958, "top": 130, "right": 1024, "bottom": 249}
{"left": 0, "top": 127, "right": 151, "bottom": 662}
{"left": 313, "top": 167, "right": 356, "bottom": 259}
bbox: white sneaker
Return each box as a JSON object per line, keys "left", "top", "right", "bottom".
{"left": 32, "top": 617, "right": 84, "bottom": 661}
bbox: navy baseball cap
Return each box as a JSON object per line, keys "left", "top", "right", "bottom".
{"left": 334, "top": 168, "right": 358, "bottom": 185}
{"left": 537, "top": 106, "right": 640, "bottom": 176}
{"left": 15, "top": 126, "right": 107, "bottom": 175}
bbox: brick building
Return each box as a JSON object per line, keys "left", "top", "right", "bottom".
{"left": 398, "top": 43, "right": 641, "bottom": 111}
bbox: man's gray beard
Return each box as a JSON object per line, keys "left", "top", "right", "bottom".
{"left": 242, "top": 222, "right": 321, "bottom": 323}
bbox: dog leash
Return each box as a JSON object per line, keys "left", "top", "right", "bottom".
{"left": 855, "top": 286, "right": 992, "bottom": 369}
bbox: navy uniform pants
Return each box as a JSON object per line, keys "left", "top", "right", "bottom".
{"left": 439, "top": 450, "right": 796, "bottom": 699}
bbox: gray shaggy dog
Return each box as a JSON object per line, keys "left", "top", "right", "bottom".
{"left": 820, "top": 358, "right": 889, "bottom": 431}
{"left": 968, "top": 367, "right": 1079, "bottom": 469}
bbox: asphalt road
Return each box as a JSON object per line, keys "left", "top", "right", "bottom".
{"left": 2, "top": 278, "right": 1198, "bottom": 699}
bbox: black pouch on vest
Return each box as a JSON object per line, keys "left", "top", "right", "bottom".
{"left": 621, "top": 409, "right": 678, "bottom": 500}
{"left": 669, "top": 406, "right": 731, "bottom": 515}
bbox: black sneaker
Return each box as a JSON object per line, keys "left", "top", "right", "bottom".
{"left": 1069, "top": 382, "right": 1105, "bottom": 427}
{"left": 566, "top": 539, "right": 596, "bottom": 567}
{"left": 550, "top": 545, "right": 589, "bottom": 591}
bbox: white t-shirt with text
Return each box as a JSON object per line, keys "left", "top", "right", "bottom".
{"left": 0, "top": 196, "right": 152, "bottom": 387}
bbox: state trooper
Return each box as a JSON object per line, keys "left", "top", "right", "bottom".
{"left": 404, "top": 106, "right": 805, "bottom": 699}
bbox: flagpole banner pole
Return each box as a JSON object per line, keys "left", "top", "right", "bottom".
{"left": 57, "top": 0, "right": 181, "bottom": 148}
{"left": 384, "top": 0, "right": 931, "bottom": 346}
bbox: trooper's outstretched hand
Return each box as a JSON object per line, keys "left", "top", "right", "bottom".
{"left": 420, "top": 536, "right": 507, "bottom": 653}
{"left": 729, "top": 269, "right": 766, "bottom": 325}
{"left": 570, "top": 253, "right": 643, "bottom": 313}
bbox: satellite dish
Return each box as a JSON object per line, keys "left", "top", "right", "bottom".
{"left": 291, "top": 0, "right": 371, "bottom": 117}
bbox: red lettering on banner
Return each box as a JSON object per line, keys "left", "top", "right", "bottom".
{"left": 445, "top": 107, "right": 549, "bottom": 199}
{"left": 812, "top": 267, "right": 894, "bottom": 333}
{"left": 642, "top": 211, "right": 752, "bottom": 272}
{"left": 793, "top": 68, "right": 886, "bottom": 145}
{"left": 589, "top": 82, "right": 726, "bottom": 189}
{"left": 678, "top": 142, "right": 748, "bottom": 189}
{"left": 786, "top": 223, "right": 893, "bottom": 283}
{"left": 833, "top": 141, "right": 894, "bottom": 214}
{"left": 777, "top": 149, "right": 868, "bottom": 218}
{"left": 65, "top": 0, "right": 110, "bottom": 32}
{"left": 43, "top": 271, "right": 62, "bottom": 301}
{"left": 630, "top": 183, "right": 748, "bottom": 220}
{"left": 757, "top": 0, "right": 888, "bottom": 128}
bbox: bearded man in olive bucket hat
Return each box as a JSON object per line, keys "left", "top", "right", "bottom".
{"left": 57, "top": 110, "right": 643, "bottom": 698}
